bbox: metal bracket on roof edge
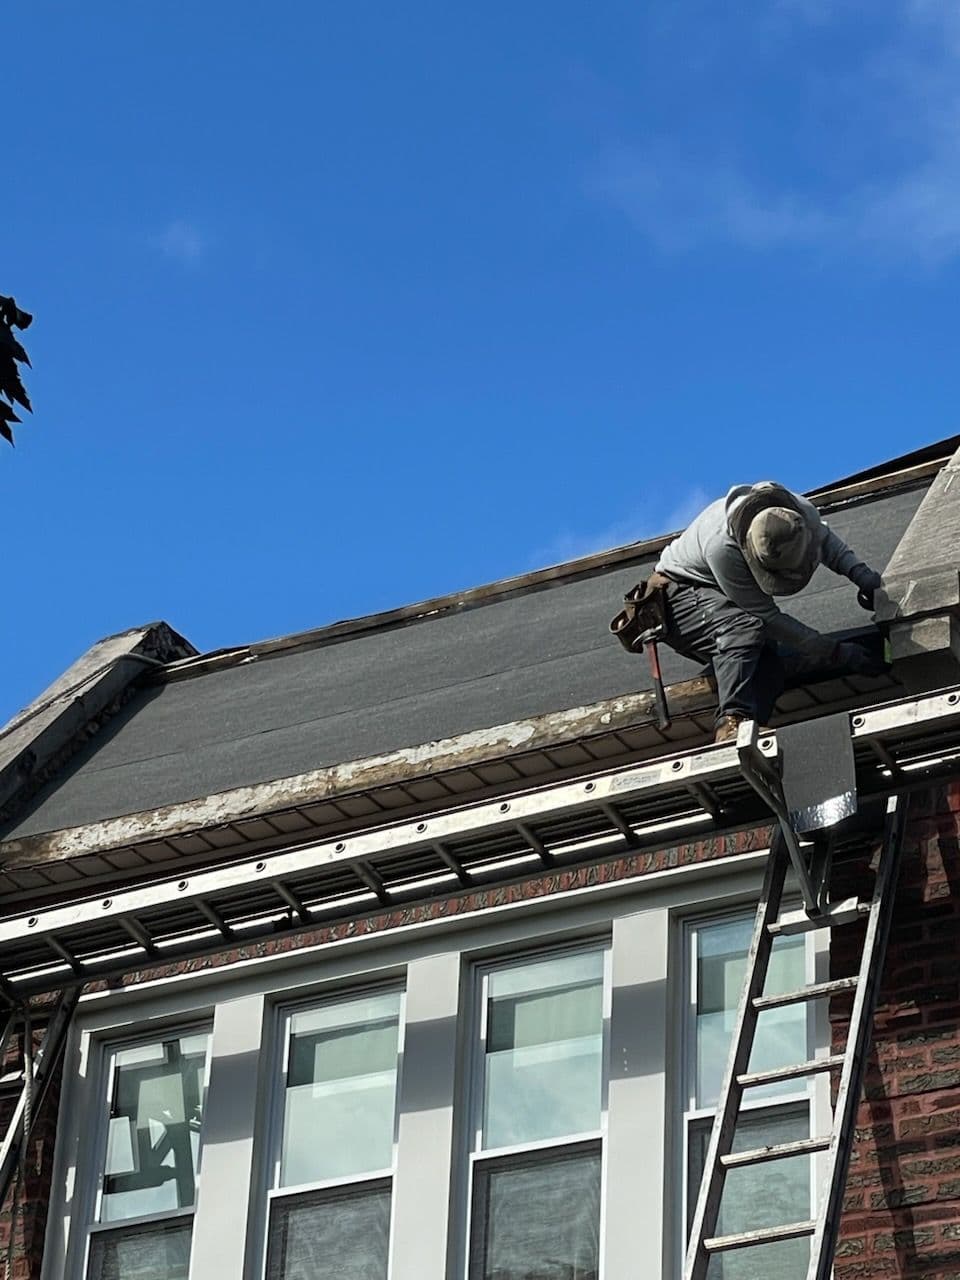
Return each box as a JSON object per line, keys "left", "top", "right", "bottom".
{"left": 735, "top": 720, "right": 824, "bottom": 918}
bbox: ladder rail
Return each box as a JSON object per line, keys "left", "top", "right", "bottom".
{"left": 0, "top": 991, "right": 80, "bottom": 1210}
{"left": 807, "top": 792, "right": 907, "bottom": 1280}
{"left": 683, "top": 791, "right": 908, "bottom": 1280}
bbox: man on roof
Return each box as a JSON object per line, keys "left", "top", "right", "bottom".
{"left": 652, "top": 482, "right": 886, "bottom": 742}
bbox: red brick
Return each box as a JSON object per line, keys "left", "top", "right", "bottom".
{"left": 833, "top": 784, "right": 960, "bottom": 1279}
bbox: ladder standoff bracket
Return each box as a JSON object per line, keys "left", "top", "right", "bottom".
{"left": 736, "top": 720, "right": 823, "bottom": 918}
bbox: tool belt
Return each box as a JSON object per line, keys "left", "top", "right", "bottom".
{"left": 609, "top": 572, "right": 673, "bottom": 654}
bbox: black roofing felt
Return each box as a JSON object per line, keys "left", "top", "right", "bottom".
{"left": 1, "top": 482, "right": 929, "bottom": 840}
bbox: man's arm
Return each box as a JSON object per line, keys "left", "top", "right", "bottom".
{"left": 702, "top": 535, "right": 840, "bottom": 661}
{"left": 796, "top": 496, "right": 883, "bottom": 603}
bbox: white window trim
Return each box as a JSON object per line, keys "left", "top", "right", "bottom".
{"left": 42, "top": 850, "right": 793, "bottom": 1280}
{"left": 66, "top": 1019, "right": 213, "bottom": 1280}
{"left": 259, "top": 982, "right": 406, "bottom": 1280}
{"left": 463, "top": 940, "right": 611, "bottom": 1280}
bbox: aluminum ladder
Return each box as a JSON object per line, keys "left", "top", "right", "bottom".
{"left": 0, "top": 991, "right": 79, "bottom": 1206}
{"left": 684, "top": 791, "right": 907, "bottom": 1280}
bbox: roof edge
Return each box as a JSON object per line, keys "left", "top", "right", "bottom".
{"left": 160, "top": 444, "right": 946, "bottom": 684}
{"left": 0, "top": 677, "right": 718, "bottom": 866}
{"left": 0, "top": 623, "right": 196, "bottom": 822}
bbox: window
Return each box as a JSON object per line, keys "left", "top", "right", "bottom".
{"left": 85, "top": 1030, "right": 211, "bottom": 1280}
{"left": 56, "top": 864, "right": 802, "bottom": 1280}
{"left": 264, "top": 987, "right": 403, "bottom": 1280}
{"left": 683, "top": 914, "right": 813, "bottom": 1279}
{"left": 468, "top": 946, "right": 609, "bottom": 1280}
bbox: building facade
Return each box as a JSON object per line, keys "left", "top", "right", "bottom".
{"left": 0, "top": 438, "right": 958, "bottom": 1280}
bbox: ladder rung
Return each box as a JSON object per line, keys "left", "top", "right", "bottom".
{"left": 768, "top": 897, "right": 866, "bottom": 936}
{"left": 120, "top": 916, "right": 158, "bottom": 955}
{"left": 738, "top": 1054, "right": 843, "bottom": 1089}
{"left": 47, "top": 936, "right": 82, "bottom": 974}
{"left": 721, "top": 1135, "right": 831, "bottom": 1169}
{"left": 354, "top": 861, "right": 390, "bottom": 904}
{"left": 753, "top": 977, "right": 858, "bottom": 1011}
{"left": 517, "top": 823, "right": 555, "bottom": 868}
{"left": 0, "top": 1070, "right": 23, "bottom": 1097}
{"left": 271, "top": 880, "right": 310, "bottom": 924}
{"left": 704, "top": 1219, "right": 816, "bottom": 1253}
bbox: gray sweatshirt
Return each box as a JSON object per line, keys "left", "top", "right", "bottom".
{"left": 656, "top": 485, "right": 872, "bottom": 657}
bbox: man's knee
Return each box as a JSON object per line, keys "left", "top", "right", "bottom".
{"left": 713, "top": 610, "right": 765, "bottom": 654}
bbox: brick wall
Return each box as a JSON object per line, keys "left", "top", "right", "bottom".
{"left": 834, "top": 780, "right": 960, "bottom": 1279}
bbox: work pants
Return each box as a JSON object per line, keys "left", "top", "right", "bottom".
{"left": 662, "top": 581, "right": 785, "bottom": 728}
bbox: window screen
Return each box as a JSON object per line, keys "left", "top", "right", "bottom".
{"left": 266, "top": 1181, "right": 391, "bottom": 1280}
{"left": 86, "top": 1220, "right": 192, "bottom": 1280}
{"left": 470, "top": 1146, "right": 601, "bottom": 1280}
{"left": 688, "top": 1107, "right": 810, "bottom": 1280}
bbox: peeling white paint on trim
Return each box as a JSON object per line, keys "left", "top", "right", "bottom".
{"left": 0, "top": 680, "right": 716, "bottom": 866}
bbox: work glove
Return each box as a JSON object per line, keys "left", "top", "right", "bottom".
{"left": 849, "top": 565, "right": 882, "bottom": 611}
{"left": 834, "top": 640, "right": 888, "bottom": 678}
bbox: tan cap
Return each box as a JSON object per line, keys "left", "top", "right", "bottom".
{"left": 744, "top": 507, "right": 815, "bottom": 595}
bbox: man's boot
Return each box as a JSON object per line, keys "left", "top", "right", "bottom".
{"left": 714, "top": 714, "right": 771, "bottom": 744}
{"left": 713, "top": 714, "right": 746, "bottom": 744}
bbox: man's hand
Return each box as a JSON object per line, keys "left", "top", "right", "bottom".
{"left": 850, "top": 566, "right": 882, "bottom": 610}
{"left": 835, "top": 640, "right": 888, "bottom": 677}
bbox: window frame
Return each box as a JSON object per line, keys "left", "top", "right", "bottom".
{"left": 677, "top": 904, "right": 831, "bottom": 1277}
{"left": 464, "top": 938, "right": 612, "bottom": 1280}
{"left": 259, "top": 981, "right": 407, "bottom": 1280}
{"left": 76, "top": 1020, "right": 214, "bottom": 1280}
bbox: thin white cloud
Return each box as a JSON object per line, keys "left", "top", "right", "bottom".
{"left": 592, "top": 0, "right": 960, "bottom": 264}
{"left": 528, "top": 486, "right": 711, "bottom": 570}
{"left": 592, "top": 154, "right": 829, "bottom": 253}
{"left": 151, "top": 220, "right": 208, "bottom": 263}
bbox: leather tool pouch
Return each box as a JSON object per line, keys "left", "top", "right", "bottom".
{"left": 609, "top": 576, "right": 670, "bottom": 654}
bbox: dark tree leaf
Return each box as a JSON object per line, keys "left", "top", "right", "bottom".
{"left": 0, "top": 295, "right": 32, "bottom": 330}
{"left": 0, "top": 326, "right": 29, "bottom": 365}
{"left": 0, "top": 398, "right": 21, "bottom": 445}
{"left": 0, "top": 360, "right": 31, "bottom": 412}
{"left": 0, "top": 296, "right": 33, "bottom": 447}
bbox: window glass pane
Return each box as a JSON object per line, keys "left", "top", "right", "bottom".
{"left": 100, "top": 1033, "right": 209, "bottom": 1223}
{"left": 482, "top": 950, "right": 604, "bottom": 1150}
{"left": 688, "top": 1108, "right": 810, "bottom": 1280}
{"left": 86, "top": 1219, "right": 192, "bottom": 1280}
{"left": 266, "top": 1181, "right": 390, "bottom": 1280}
{"left": 696, "top": 918, "right": 806, "bottom": 1107}
{"left": 280, "top": 990, "right": 400, "bottom": 1188}
{"left": 470, "top": 1146, "right": 600, "bottom": 1280}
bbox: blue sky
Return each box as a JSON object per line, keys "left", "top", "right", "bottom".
{"left": 2, "top": 0, "right": 958, "bottom": 722}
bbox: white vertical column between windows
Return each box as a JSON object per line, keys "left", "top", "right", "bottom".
{"left": 809, "top": 922, "right": 833, "bottom": 1230}
{"left": 390, "top": 953, "right": 462, "bottom": 1280}
{"left": 604, "top": 910, "right": 669, "bottom": 1278}
{"left": 189, "top": 993, "right": 266, "bottom": 1280}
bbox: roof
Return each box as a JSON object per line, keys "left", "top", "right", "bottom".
{"left": 0, "top": 452, "right": 938, "bottom": 848}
